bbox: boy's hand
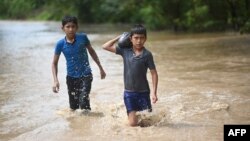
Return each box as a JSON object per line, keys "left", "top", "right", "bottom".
{"left": 100, "top": 69, "right": 106, "bottom": 79}
{"left": 152, "top": 94, "right": 158, "bottom": 104}
{"left": 52, "top": 81, "right": 60, "bottom": 93}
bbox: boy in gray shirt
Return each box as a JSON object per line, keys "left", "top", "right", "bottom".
{"left": 102, "top": 24, "right": 158, "bottom": 127}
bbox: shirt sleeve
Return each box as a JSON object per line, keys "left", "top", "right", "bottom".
{"left": 54, "top": 40, "right": 63, "bottom": 55}
{"left": 115, "top": 46, "right": 123, "bottom": 56}
{"left": 82, "top": 33, "right": 90, "bottom": 46}
{"left": 147, "top": 52, "right": 156, "bottom": 70}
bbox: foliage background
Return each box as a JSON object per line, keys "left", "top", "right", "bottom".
{"left": 0, "top": 0, "right": 249, "bottom": 33}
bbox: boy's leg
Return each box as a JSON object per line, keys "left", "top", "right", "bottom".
{"left": 128, "top": 111, "right": 138, "bottom": 126}
{"left": 79, "top": 75, "right": 93, "bottom": 110}
{"left": 124, "top": 91, "right": 152, "bottom": 127}
{"left": 124, "top": 91, "right": 140, "bottom": 126}
{"left": 66, "top": 76, "right": 79, "bottom": 110}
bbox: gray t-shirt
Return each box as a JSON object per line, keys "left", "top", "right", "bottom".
{"left": 116, "top": 47, "right": 156, "bottom": 92}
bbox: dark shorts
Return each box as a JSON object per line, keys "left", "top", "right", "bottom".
{"left": 123, "top": 91, "right": 152, "bottom": 114}
{"left": 66, "top": 75, "right": 93, "bottom": 110}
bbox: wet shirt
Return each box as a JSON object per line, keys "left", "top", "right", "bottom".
{"left": 54, "top": 33, "right": 92, "bottom": 78}
{"left": 116, "top": 47, "right": 156, "bottom": 92}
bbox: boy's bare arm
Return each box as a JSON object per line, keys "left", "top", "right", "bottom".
{"left": 150, "top": 69, "right": 158, "bottom": 103}
{"left": 52, "top": 54, "right": 60, "bottom": 93}
{"left": 102, "top": 35, "right": 120, "bottom": 53}
{"left": 86, "top": 44, "right": 106, "bottom": 79}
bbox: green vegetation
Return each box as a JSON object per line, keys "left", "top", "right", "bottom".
{"left": 0, "top": 0, "right": 249, "bottom": 33}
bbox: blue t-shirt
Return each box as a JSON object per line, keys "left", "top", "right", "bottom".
{"left": 54, "top": 33, "right": 92, "bottom": 78}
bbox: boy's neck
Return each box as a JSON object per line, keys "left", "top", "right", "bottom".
{"left": 66, "top": 36, "right": 75, "bottom": 43}
{"left": 133, "top": 47, "right": 144, "bottom": 56}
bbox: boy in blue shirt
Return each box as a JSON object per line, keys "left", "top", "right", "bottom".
{"left": 52, "top": 16, "right": 106, "bottom": 111}
{"left": 102, "top": 24, "right": 158, "bottom": 126}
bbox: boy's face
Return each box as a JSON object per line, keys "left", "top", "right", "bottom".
{"left": 130, "top": 34, "right": 146, "bottom": 49}
{"left": 61, "top": 22, "right": 78, "bottom": 38}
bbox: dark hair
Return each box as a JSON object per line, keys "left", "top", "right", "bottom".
{"left": 130, "top": 24, "right": 147, "bottom": 37}
{"left": 62, "top": 15, "right": 78, "bottom": 27}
